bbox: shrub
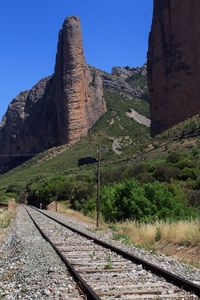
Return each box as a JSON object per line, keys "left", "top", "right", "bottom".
{"left": 26, "top": 174, "right": 95, "bottom": 209}
{"left": 82, "top": 197, "right": 96, "bottom": 215}
{"left": 127, "top": 163, "right": 147, "bottom": 177}
{"left": 153, "top": 164, "right": 181, "bottom": 182}
{"left": 181, "top": 168, "right": 197, "bottom": 181}
{"left": 135, "top": 172, "right": 154, "bottom": 183}
{"left": 144, "top": 182, "right": 175, "bottom": 220}
{"left": 185, "top": 189, "right": 200, "bottom": 207}
{"left": 166, "top": 151, "right": 181, "bottom": 163}
{"left": 101, "top": 166, "right": 126, "bottom": 185}
{"left": 194, "top": 175, "right": 200, "bottom": 190}
{"left": 101, "top": 180, "right": 190, "bottom": 223}
{"left": 113, "top": 181, "right": 151, "bottom": 222}
{"left": 176, "top": 156, "right": 194, "bottom": 169}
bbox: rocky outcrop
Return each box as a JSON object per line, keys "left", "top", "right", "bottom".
{"left": 91, "top": 64, "right": 147, "bottom": 100}
{"left": 0, "top": 76, "right": 58, "bottom": 171}
{"left": 0, "top": 16, "right": 106, "bottom": 172}
{"left": 112, "top": 64, "right": 147, "bottom": 80}
{"left": 148, "top": 0, "right": 200, "bottom": 135}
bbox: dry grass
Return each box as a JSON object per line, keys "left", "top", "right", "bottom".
{"left": 0, "top": 209, "right": 14, "bottom": 229}
{"left": 57, "top": 202, "right": 96, "bottom": 226}
{"left": 158, "top": 221, "right": 200, "bottom": 247}
{"left": 114, "top": 220, "right": 200, "bottom": 267}
{"left": 0, "top": 208, "right": 15, "bottom": 246}
{"left": 117, "top": 220, "right": 200, "bottom": 247}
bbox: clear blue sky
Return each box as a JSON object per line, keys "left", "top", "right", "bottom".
{"left": 0, "top": 0, "right": 153, "bottom": 120}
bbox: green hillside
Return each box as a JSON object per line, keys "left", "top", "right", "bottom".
{"left": 0, "top": 69, "right": 200, "bottom": 223}
{"left": 0, "top": 90, "right": 151, "bottom": 199}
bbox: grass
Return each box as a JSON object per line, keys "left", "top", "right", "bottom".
{"left": 126, "top": 71, "right": 148, "bottom": 97}
{"left": 112, "top": 220, "right": 200, "bottom": 266}
{"left": 0, "top": 200, "right": 16, "bottom": 246}
{"left": 113, "top": 232, "right": 130, "bottom": 245}
{"left": 56, "top": 201, "right": 96, "bottom": 226}
{"left": 0, "top": 209, "right": 13, "bottom": 229}
{"left": 157, "top": 114, "right": 200, "bottom": 141}
{"left": 115, "top": 220, "right": 200, "bottom": 248}
{"left": 91, "top": 91, "right": 150, "bottom": 138}
{"left": 104, "top": 255, "right": 113, "bottom": 269}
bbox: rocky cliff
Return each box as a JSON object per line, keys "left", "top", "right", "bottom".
{"left": 0, "top": 16, "right": 106, "bottom": 172}
{"left": 92, "top": 64, "right": 148, "bottom": 100}
{"left": 148, "top": 0, "right": 200, "bottom": 135}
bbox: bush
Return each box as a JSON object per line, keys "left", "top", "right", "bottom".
{"left": 82, "top": 197, "right": 96, "bottom": 215}
{"left": 135, "top": 172, "right": 154, "bottom": 183}
{"left": 144, "top": 182, "right": 187, "bottom": 220}
{"left": 153, "top": 164, "right": 181, "bottom": 182}
{"left": 26, "top": 174, "right": 95, "bottom": 209}
{"left": 166, "top": 151, "right": 181, "bottom": 163}
{"left": 180, "top": 168, "right": 197, "bottom": 180}
{"left": 176, "top": 156, "right": 194, "bottom": 169}
{"left": 185, "top": 189, "right": 200, "bottom": 207}
{"left": 126, "top": 163, "right": 147, "bottom": 177}
{"left": 100, "top": 180, "right": 191, "bottom": 223}
{"left": 101, "top": 166, "right": 126, "bottom": 185}
{"left": 194, "top": 175, "right": 200, "bottom": 190}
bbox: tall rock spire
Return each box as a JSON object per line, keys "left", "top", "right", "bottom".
{"left": 55, "top": 16, "right": 106, "bottom": 144}
{"left": 148, "top": 0, "right": 200, "bottom": 135}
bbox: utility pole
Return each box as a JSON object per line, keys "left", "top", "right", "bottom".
{"left": 55, "top": 200, "right": 57, "bottom": 212}
{"left": 96, "top": 149, "right": 101, "bottom": 228}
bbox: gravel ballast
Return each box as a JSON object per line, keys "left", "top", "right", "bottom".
{"left": 0, "top": 206, "right": 83, "bottom": 300}
{"left": 43, "top": 208, "right": 200, "bottom": 286}
{"left": 26, "top": 207, "right": 199, "bottom": 299}
{"left": 1, "top": 205, "right": 199, "bottom": 299}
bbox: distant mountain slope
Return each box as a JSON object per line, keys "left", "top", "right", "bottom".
{"left": 0, "top": 83, "right": 151, "bottom": 196}
{"left": 0, "top": 95, "right": 199, "bottom": 202}
{"left": 0, "top": 59, "right": 148, "bottom": 174}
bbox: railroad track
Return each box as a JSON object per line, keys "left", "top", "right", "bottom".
{"left": 24, "top": 206, "right": 200, "bottom": 300}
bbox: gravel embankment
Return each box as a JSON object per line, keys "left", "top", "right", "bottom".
{"left": 43, "top": 208, "right": 200, "bottom": 286}
{"left": 0, "top": 206, "right": 84, "bottom": 300}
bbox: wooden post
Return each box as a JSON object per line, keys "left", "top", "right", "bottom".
{"left": 55, "top": 200, "right": 57, "bottom": 212}
{"left": 96, "top": 149, "right": 101, "bottom": 228}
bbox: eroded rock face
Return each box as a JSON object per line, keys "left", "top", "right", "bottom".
{"left": 85, "top": 66, "right": 106, "bottom": 128}
{"left": 0, "top": 76, "right": 58, "bottom": 171}
{"left": 93, "top": 64, "right": 147, "bottom": 100}
{"left": 55, "top": 17, "right": 106, "bottom": 144}
{"left": 0, "top": 16, "right": 106, "bottom": 172}
{"left": 148, "top": 0, "right": 200, "bottom": 135}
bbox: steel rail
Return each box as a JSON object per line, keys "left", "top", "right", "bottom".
{"left": 24, "top": 206, "right": 101, "bottom": 300}
{"left": 29, "top": 205, "right": 200, "bottom": 298}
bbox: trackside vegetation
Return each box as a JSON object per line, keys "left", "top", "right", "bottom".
{"left": 24, "top": 149, "right": 200, "bottom": 223}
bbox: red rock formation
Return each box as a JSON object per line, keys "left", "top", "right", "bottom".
{"left": 55, "top": 16, "right": 106, "bottom": 144}
{"left": 148, "top": 0, "right": 200, "bottom": 135}
{"left": 0, "top": 16, "right": 106, "bottom": 172}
